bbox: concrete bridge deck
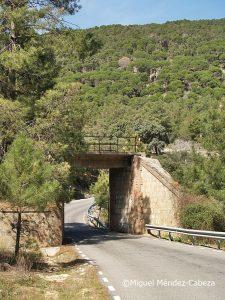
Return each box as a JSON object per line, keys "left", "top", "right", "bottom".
{"left": 74, "top": 152, "right": 134, "bottom": 169}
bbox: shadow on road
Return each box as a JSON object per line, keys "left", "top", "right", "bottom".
{"left": 65, "top": 221, "right": 141, "bottom": 245}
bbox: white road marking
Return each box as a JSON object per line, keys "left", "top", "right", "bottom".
{"left": 108, "top": 286, "right": 116, "bottom": 292}
{"left": 113, "top": 296, "right": 121, "bottom": 300}
{"left": 102, "top": 277, "right": 109, "bottom": 283}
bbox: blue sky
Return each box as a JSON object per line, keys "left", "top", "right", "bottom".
{"left": 66, "top": 0, "right": 225, "bottom": 29}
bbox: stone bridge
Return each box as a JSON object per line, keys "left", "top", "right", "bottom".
{"left": 75, "top": 137, "right": 181, "bottom": 234}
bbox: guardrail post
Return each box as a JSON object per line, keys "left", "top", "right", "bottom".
{"left": 169, "top": 232, "right": 173, "bottom": 241}
{"left": 217, "top": 240, "right": 221, "bottom": 250}
{"left": 98, "top": 138, "right": 101, "bottom": 153}
{"left": 191, "top": 236, "right": 195, "bottom": 245}
{"left": 134, "top": 137, "right": 137, "bottom": 152}
{"left": 158, "top": 230, "right": 161, "bottom": 239}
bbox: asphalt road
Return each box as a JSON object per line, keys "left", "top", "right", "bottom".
{"left": 65, "top": 198, "right": 225, "bottom": 300}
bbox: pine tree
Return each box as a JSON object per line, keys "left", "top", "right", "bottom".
{"left": 0, "top": 134, "right": 61, "bottom": 258}
{"left": 0, "top": 0, "right": 81, "bottom": 103}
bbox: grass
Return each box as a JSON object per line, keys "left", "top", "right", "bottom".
{"left": 0, "top": 245, "right": 108, "bottom": 300}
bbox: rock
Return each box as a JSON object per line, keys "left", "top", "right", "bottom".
{"left": 133, "top": 66, "right": 138, "bottom": 73}
{"left": 164, "top": 139, "right": 209, "bottom": 156}
{"left": 39, "top": 273, "right": 70, "bottom": 282}
{"left": 40, "top": 247, "right": 60, "bottom": 257}
{"left": 118, "top": 57, "right": 131, "bottom": 69}
{"left": 0, "top": 263, "right": 12, "bottom": 271}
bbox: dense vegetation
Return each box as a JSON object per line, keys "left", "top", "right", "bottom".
{"left": 50, "top": 20, "right": 225, "bottom": 148}
{"left": 0, "top": 4, "right": 225, "bottom": 231}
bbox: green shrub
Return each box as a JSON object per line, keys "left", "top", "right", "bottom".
{"left": 90, "top": 171, "right": 109, "bottom": 209}
{"left": 180, "top": 200, "right": 225, "bottom": 231}
{"left": 159, "top": 152, "right": 225, "bottom": 204}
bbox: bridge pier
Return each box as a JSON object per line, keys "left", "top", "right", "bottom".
{"left": 109, "top": 157, "right": 147, "bottom": 234}
{"left": 109, "top": 167, "right": 132, "bottom": 232}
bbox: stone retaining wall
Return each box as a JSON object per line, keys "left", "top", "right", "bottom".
{"left": 0, "top": 206, "right": 63, "bottom": 251}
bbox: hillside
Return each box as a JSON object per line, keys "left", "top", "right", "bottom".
{"left": 49, "top": 19, "right": 225, "bottom": 153}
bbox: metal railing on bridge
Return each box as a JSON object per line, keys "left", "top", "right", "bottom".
{"left": 146, "top": 224, "right": 225, "bottom": 250}
{"left": 84, "top": 136, "right": 140, "bottom": 153}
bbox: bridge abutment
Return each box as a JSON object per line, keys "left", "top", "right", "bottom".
{"left": 109, "top": 156, "right": 180, "bottom": 234}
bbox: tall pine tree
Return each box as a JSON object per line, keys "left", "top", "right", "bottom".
{"left": 0, "top": 0, "right": 81, "bottom": 105}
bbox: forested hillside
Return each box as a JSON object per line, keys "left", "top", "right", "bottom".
{"left": 49, "top": 19, "right": 225, "bottom": 149}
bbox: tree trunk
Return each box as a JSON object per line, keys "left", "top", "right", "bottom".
{"left": 8, "top": 6, "right": 17, "bottom": 100}
{"left": 61, "top": 201, "right": 65, "bottom": 244}
{"left": 15, "top": 212, "right": 22, "bottom": 259}
{"left": 10, "top": 20, "right": 17, "bottom": 48}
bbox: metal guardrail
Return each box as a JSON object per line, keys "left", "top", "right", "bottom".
{"left": 146, "top": 224, "right": 225, "bottom": 249}
{"left": 84, "top": 136, "right": 139, "bottom": 153}
{"left": 87, "top": 204, "right": 107, "bottom": 229}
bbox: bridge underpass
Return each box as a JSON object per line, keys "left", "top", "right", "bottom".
{"left": 74, "top": 151, "right": 135, "bottom": 232}
{"left": 74, "top": 137, "right": 180, "bottom": 234}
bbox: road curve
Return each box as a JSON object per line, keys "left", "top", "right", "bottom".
{"left": 65, "top": 199, "right": 225, "bottom": 300}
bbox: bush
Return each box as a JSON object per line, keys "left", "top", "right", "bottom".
{"left": 180, "top": 200, "right": 225, "bottom": 231}
{"left": 159, "top": 152, "right": 225, "bottom": 204}
{"left": 90, "top": 171, "right": 109, "bottom": 209}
